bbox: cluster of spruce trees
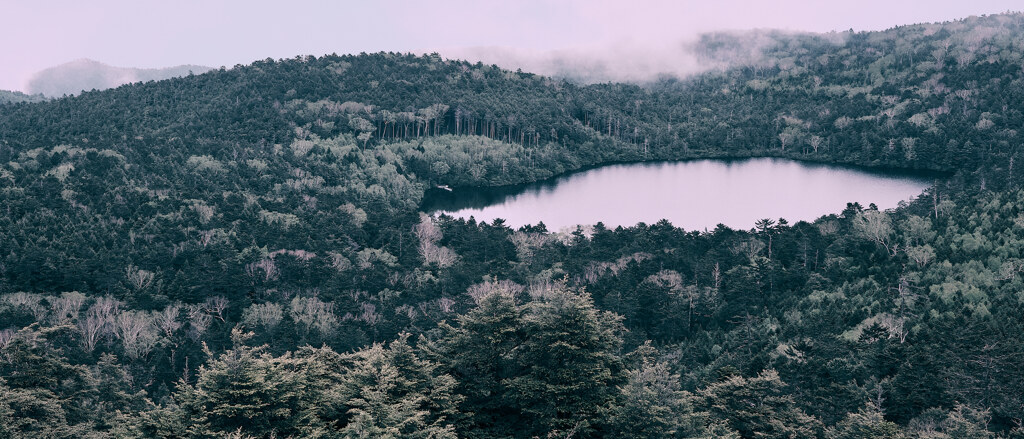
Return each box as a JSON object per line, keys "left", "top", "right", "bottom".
{"left": 1, "top": 11, "right": 1024, "bottom": 439}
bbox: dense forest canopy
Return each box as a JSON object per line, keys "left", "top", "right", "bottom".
{"left": 1, "top": 12, "right": 1024, "bottom": 438}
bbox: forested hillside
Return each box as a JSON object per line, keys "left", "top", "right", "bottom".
{"left": 1, "top": 12, "right": 1024, "bottom": 438}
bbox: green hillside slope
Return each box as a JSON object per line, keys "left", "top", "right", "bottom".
{"left": 1, "top": 12, "right": 1023, "bottom": 438}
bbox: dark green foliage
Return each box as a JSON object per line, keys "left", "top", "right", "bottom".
{"left": 163, "top": 330, "right": 308, "bottom": 438}
{"left": 434, "top": 286, "right": 626, "bottom": 438}
{"left": 0, "top": 379, "right": 82, "bottom": 439}
{"left": 431, "top": 292, "right": 526, "bottom": 438}
{"left": 1, "top": 11, "right": 1024, "bottom": 438}
{"left": 328, "top": 334, "right": 460, "bottom": 438}
{"left": 126, "top": 330, "right": 461, "bottom": 438}
{"left": 508, "top": 288, "right": 626, "bottom": 437}
{"left": 0, "top": 325, "right": 140, "bottom": 437}
{"left": 699, "top": 369, "right": 823, "bottom": 438}
{"left": 612, "top": 346, "right": 737, "bottom": 438}
{"left": 827, "top": 402, "right": 906, "bottom": 439}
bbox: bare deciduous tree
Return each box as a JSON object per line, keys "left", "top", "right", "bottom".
{"left": 3, "top": 292, "right": 47, "bottom": 322}
{"left": 290, "top": 296, "right": 338, "bottom": 337}
{"left": 906, "top": 245, "right": 936, "bottom": 268}
{"left": 126, "top": 265, "right": 155, "bottom": 291}
{"left": 116, "top": 311, "right": 160, "bottom": 360}
{"left": 203, "top": 296, "right": 229, "bottom": 322}
{"left": 395, "top": 304, "right": 417, "bottom": 320}
{"left": 712, "top": 262, "right": 722, "bottom": 291}
{"left": 328, "top": 252, "right": 353, "bottom": 272}
{"left": 413, "top": 213, "right": 443, "bottom": 244}
{"left": 778, "top": 130, "right": 795, "bottom": 151}
{"left": 510, "top": 231, "right": 553, "bottom": 263}
{"left": 358, "top": 302, "right": 382, "bottom": 326}
{"left": 0, "top": 328, "right": 15, "bottom": 351}
{"left": 78, "top": 296, "right": 122, "bottom": 352}
{"left": 582, "top": 253, "right": 653, "bottom": 283}
{"left": 955, "top": 88, "right": 975, "bottom": 113}
{"left": 421, "top": 243, "right": 459, "bottom": 268}
{"left": 190, "top": 201, "right": 215, "bottom": 224}
{"left": 241, "top": 302, "right": 284, "bottom": 330}
{"left": 466, "top": 279, "right": 524, "bottom": 304}
{"left": 809, "top": 135, "right": 823, "bottom": 154}
{"left": 79, "top": 311, "right": 106, "bottom": 352}
{"left": 437, "top": 297, "right": 456, "bottom": 314}
{"left": 732, "top": 238, "right": 766, "bottom": 261}
{"left": 877, "top": 313, "right": 908, "bottom": 343}
{"left": 185, "top": 304, "right": 212, "bottom": 342}
{"left": 48, "top": 291, "right": 86, "bottom": 325}
{"left": 198, "top": 230, "right": 217, "bottom": 247}
{"left": 246, "top": 258, "right": 280, "bottom": 282}
{"left": 854, "top": 210, "right": 897, "bottom": 255}
{"left": 528, "top": 278, "right": 564, "bottom": 300}
{"left": 414, "top": 213, "right": 459, "bottom": 268}
{"left": 153, "top": 303, "right": 182, "bottom": 338}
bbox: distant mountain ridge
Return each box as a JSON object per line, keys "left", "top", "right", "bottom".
{"left": 0, "top": 89, "right": 48, "bottom": 105}
{"left": 26, "top": 58, "right": 214, "bottom": 97}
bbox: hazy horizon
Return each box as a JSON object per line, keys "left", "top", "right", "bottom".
{"left": 3, "top": 0, "right": 1022, "bottom": 91}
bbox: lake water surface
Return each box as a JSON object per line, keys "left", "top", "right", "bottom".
{"left": 422, "top": 158, "right": 936, "bottom": 231}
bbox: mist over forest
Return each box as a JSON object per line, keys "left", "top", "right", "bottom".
{"left": 438, "top": 28, "right": 848, "bottom": 83}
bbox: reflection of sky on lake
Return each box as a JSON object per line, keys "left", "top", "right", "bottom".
{"left": 426, "top": 158, "right": 935, "bottom": 232}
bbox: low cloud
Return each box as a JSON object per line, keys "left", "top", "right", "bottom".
{"left": 433, "top": 30, "right": 848, "bottom": 84}
{"left": 437, "top": 40, "right": 705, "bottom": 83}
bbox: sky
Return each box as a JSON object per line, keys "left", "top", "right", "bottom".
{"left": 2, "top": 0, "right": 1021, "bottom": 91}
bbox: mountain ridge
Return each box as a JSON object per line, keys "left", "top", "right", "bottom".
{"left": 26, "top": 58, "right": 214, "bottom": 97}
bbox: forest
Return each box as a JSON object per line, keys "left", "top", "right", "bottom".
{"left": 1, "top": 11, "right": 1024, "bottom": 438}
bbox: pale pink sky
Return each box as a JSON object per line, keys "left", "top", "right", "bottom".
{"left": 2, "top": 0, "right": 1020, "bottom": 91}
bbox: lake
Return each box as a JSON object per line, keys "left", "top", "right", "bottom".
{"left": 421, "top": 158, "right": 937, "bottom": 232}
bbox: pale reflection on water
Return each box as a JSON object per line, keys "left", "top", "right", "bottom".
{"left": 424, "top": 158, "right": 935, "bottom": 231}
